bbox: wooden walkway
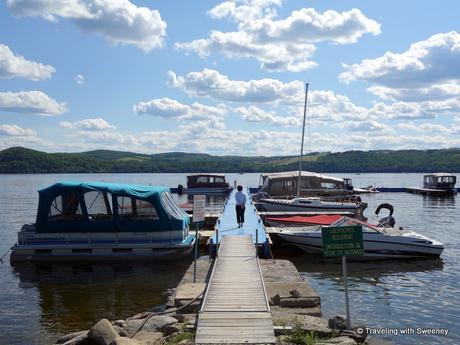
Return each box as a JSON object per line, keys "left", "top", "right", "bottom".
{"left": 210, "top": 188, "right": 267, "bottom": 244}
{"left": 195, "top": 235, "right": 276, "bottom": 344}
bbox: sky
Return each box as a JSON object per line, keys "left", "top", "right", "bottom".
{"left": 1, "top": 0, "right": 460, "bottom": 156}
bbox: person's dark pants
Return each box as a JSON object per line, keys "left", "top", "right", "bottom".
{"left": 236, "top": 205, "right": 245, "bottom": 224}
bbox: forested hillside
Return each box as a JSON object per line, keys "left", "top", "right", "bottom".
{"left": 0, "top": 147, "right": 459, "bottom": 173}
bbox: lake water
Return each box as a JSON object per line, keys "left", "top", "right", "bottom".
{"left": 0, "top": 173, "right": 459, "bottom": 345}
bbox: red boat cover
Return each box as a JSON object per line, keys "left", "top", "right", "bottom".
{"left": 267, "top": 214, "right": 343, "bottom": 225}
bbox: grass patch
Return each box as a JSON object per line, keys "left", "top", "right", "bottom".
{"left": 286, "top": 319, "right": 319, "bottom": 345}
{"left": 166, "top": 332, "right": 194, "bottom": 344}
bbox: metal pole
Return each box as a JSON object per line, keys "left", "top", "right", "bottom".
{"left": 193, "top": 223, "right": 198, "bottom": 283}
{"left": 255, "top": 227, "right": 259, "bottom": 258}
{"left": 342, "top": 255, "right": 351, "bottom": 330}
{"left": 297, "top": 83, "right": 309, "bottom": 197}
{"left": 215, "top": 227, "right": 219, "bottom": 258}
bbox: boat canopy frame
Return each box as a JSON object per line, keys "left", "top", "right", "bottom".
{"left": 35, "top": 182, "right": 189, "bottom": 233}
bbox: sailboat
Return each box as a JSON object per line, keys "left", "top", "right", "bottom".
{"left": 257, "top": 84, "right": 365, "bottom": 215}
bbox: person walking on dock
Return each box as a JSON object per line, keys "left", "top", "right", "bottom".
{"left": 235, "top": 185, "right": 246, "bottom": 228}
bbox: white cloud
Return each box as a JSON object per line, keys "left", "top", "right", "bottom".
{"left": 208, "top": 0, "right": 282, "bottom": 22}
{"left": 166, "top": 68, "right": 442, "bottom": 122}
{"left": 245, "top": 8, "right": 381, "bottom": 45}
{"left": 397, "top": 121, "right": 460, "bottom": 134}
{"left": 0, "top": 124, "right": 37, "bottom": 137}
{"left": 236, "top": 106, "right": 300, "bottom": 127}
{"left": 341, "top": 120, "right": 394, "bottom": 133}
{"left": 74, "top": 74, "right": 85, "bottom": 85}
{"left": 177, "top": 3, "right": 380, "bottom": 71}
{"left": 60, "top": 118, "right": 116, "bottom": 131}
{"left": 6, "top": 0, "right": 167, "bottom": 52}
{"left": 370, "top": 98, "right": 460, "bottom": 120}
{"left": 133, "top": 97, "right": 227, "bottom": 120}
{"left": 168, "top": 68, "right": 459, "bottom": 122}
{"left": 22, "top": 121, "right": 460, "bottom": 155}
{"left": 0, "top": 91, "right": 67, "bottom": 116}
{"left": 6, "top": 0, "right": 92, "bottom": 19}
{"left": 0, "top": 43, "right": 55, "bottom": 80}
{"left": 168, "top": 68, "right": 303, "bottom": 103}
{"left": 339, "top": 31, "right": 460, "bottom": 89}
{"left": 176, "top": 31, "right": 317, "bottom": 72}
{"left": 367, "top": 84, "right": 460, "bottom": 102}
{"left": 336, "top": 32, "right": 460, "bottom": 120}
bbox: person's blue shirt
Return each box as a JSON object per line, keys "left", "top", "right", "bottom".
{"left": 235, "top": 191, "right": 247, "bottom": 206}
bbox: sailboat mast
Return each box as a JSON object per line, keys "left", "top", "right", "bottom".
{"left": 297, "top": 83, "right": 309, "bottom": 197}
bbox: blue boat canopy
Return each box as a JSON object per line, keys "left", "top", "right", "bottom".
{"left": 36, "top": 182, "right": 190, "bottom": 233}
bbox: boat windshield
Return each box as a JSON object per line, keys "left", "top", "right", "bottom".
{"left": 329, "top": 217, "right": 383, "bottom": 233}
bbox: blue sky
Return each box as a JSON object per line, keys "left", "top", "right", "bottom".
{"left": 1, "top": 0, "right": 460, "bottom": 155}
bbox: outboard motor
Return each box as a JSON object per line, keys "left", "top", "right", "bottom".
{"left": 177, "top": 184, "right": 184, "bottom": 196}
{"left": 375, "top": 203, "right": 395, "bottom": 227}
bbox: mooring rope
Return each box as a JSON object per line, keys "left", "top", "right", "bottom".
{"left": 0, "top": 247, "right": 13, "bottom": 264}
{"left": 129, "top": 290, "right": 204, "bottom": 338}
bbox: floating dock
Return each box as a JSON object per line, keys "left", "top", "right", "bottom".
{"left": 210, "top": 188, "right": 268, "bottom": 245}
{"left": 195, "top": 235, "right": 276, "bottom": 344}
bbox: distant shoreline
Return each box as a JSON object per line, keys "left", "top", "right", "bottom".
{"left": 1, "top": 146, "right": 460, "bottom": 174}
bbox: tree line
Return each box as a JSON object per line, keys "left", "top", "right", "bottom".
{"left": 1, "top": 146, "right": 459, "bottom": 173}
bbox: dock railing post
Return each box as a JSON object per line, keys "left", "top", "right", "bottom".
{"left": 255, "top": 227, "right": 259, "bottom": 257}
{"left": 215, "top": 227, "right": 219, "bottom": 258}
{"left": 193, "top": 223, "right": 199, "bottom": 283}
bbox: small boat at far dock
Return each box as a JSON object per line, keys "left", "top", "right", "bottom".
{"left": 10, "top": 182, "right": 195, "bottom": 263}
{"left": 186, "top": 174, "right": 231, "bottom": 194}
{"left": 407, "top": 173, "right": 457, "bottom": 196}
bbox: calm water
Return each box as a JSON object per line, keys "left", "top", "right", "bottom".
{"left": 0, "top": 173, "right": 459, "bottom": 345}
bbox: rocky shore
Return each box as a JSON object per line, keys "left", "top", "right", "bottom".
{"left": 54, "top": 258, "right": 370, "bottom": 345}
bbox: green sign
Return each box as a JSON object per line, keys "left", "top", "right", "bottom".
{"left": 321, "top": 225, "right": 364, "bottom": 257}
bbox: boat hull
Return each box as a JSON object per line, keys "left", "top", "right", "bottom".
{"left": 276, "top": 232, "right": 443, "bottom": 259}
{"left": 406, "top": 187, "right": 457, "bottom": 196}
{"left": 11, "top": 230, "right": 196, "bottom": 263}
{"left": 257, "top": 199, "right": 359, "bottom": 213}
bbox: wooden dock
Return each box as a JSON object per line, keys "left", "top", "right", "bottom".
{"left": 195, "top": 235, "right": 276, "bottom": 344}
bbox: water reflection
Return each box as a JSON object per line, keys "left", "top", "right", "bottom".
{"left": 11, "top": 261, "right": 190, "bottom": 337}
{"left": 421, "top": 195, "right": 456, "bottom": 208}
{"left": 291, "top": 256, "right": 444, "bottom": 278}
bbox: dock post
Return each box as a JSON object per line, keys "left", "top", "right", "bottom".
{"left": 264, "top": 238, "right": 270, "bottom": 259}
{"left": 342, "top": 256, "right": 352, "bottom": 330}
{"left": 209, "top": 238, "right": 215, "bottom": 259}
{"left": 215, "top": 227, "right": 219, "bottom": 258}
{"left": 255, "top": 227, "right": 259, "bottom": 257}
{"left": 193, "top": 223, "right": 199, "bottom": 283}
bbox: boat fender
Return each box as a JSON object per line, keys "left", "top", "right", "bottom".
{"left": 177, "top": 184, "right": 184, "bottom": 195}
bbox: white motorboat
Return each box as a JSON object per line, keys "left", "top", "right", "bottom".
{"left": 257, "top": 197, "right": 366, "bottom": 218}
{"left": 274, "top": 217, "right": 444, "bottom": 259}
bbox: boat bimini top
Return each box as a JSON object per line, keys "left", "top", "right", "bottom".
{"left": 35, "top": 182, "right": 190, "bottom": 233}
